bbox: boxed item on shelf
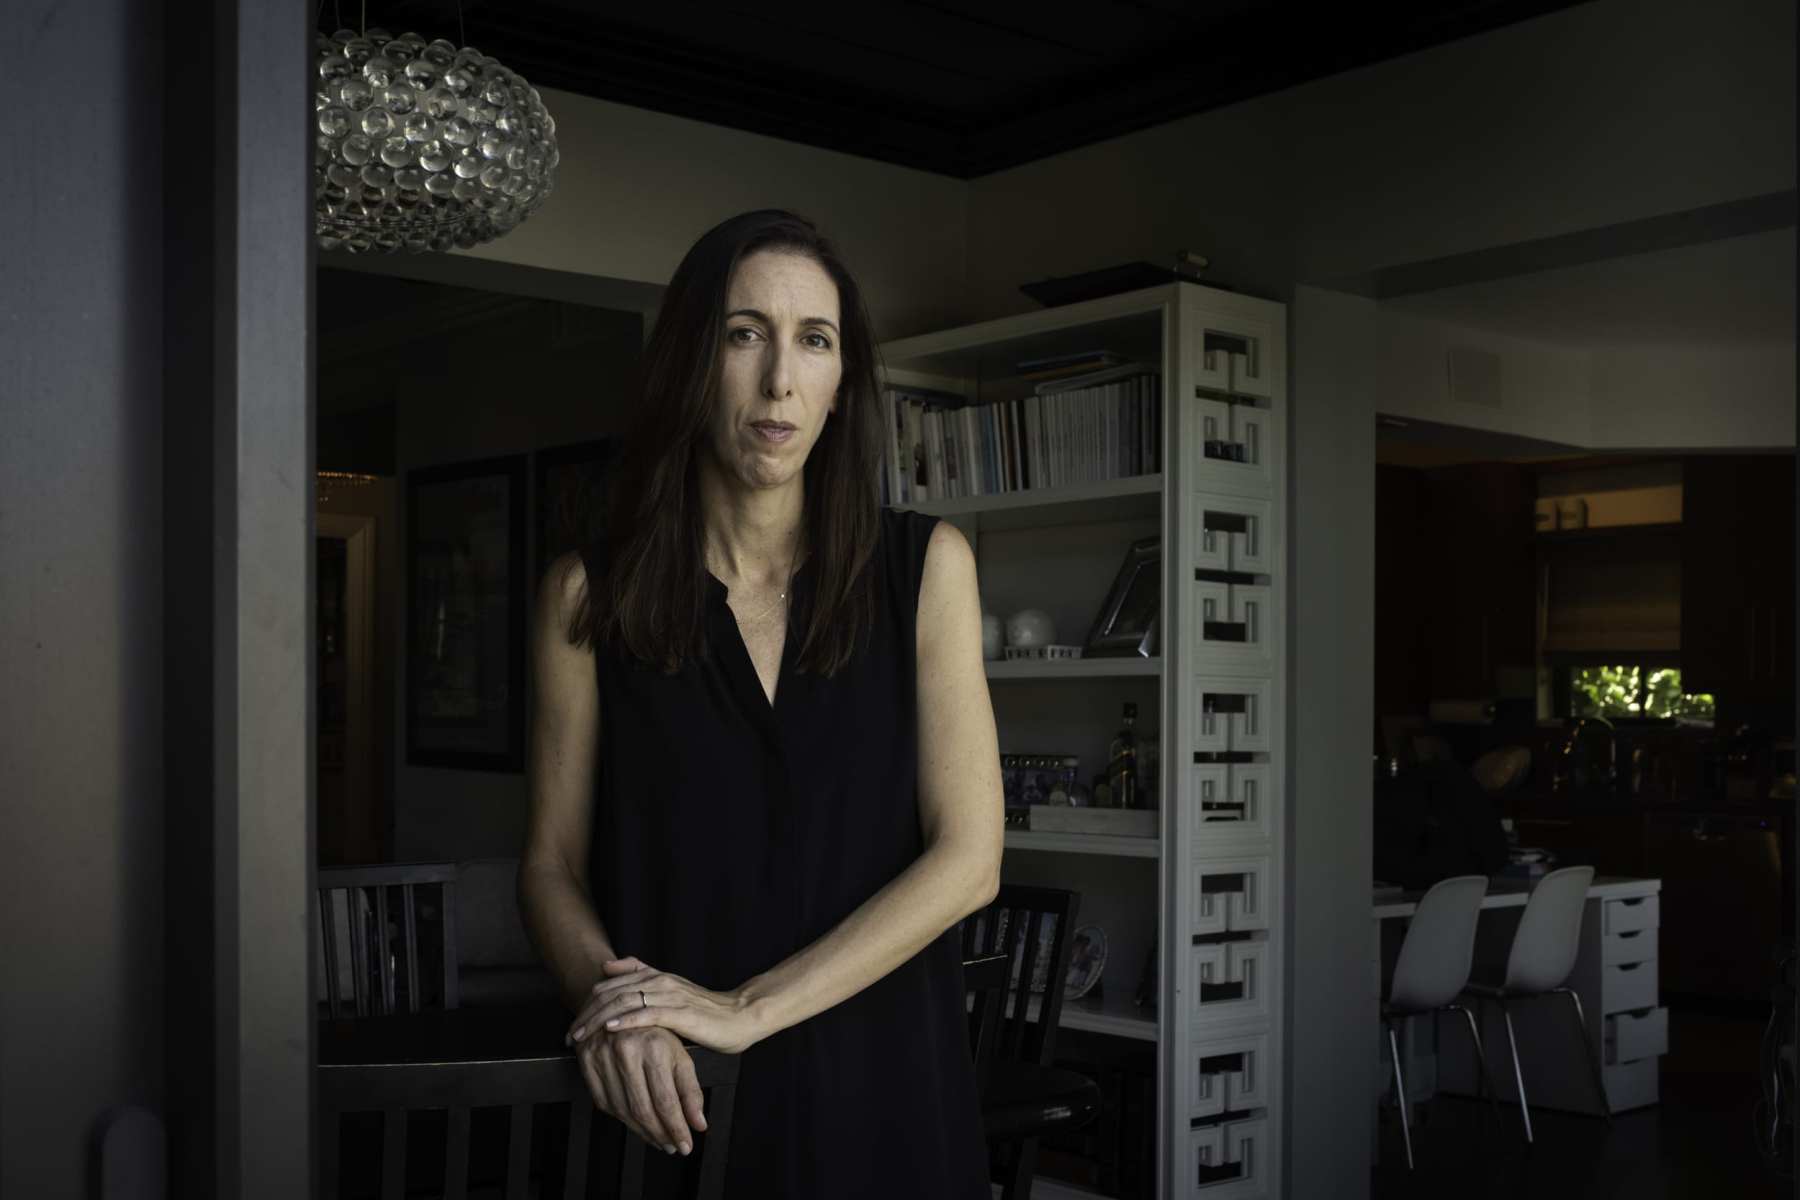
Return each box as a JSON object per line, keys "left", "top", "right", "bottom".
{"left": 1029, "top": 805, "right": 1159, "bottom": 838}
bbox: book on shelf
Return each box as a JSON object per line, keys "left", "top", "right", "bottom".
{"left": 882, "top": 374, "right": 1161, "bottom": 505}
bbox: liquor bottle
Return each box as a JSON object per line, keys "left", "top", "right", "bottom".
{"left": 1108, "top": 702, "right": 1138, "bottom": 809}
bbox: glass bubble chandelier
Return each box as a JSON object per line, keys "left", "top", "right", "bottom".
{"left": 314, "top": 23, "right": 559, "bottom": 254}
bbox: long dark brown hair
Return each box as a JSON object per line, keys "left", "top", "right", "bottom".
{"left": 567, "top": 209, "right": 883, "bottom": 675}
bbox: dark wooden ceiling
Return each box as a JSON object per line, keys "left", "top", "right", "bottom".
{"left": 321, "top": 0, "right": 1589, "bottom": 179}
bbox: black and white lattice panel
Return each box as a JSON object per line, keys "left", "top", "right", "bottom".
{"left": 1189, "top": 1029, "right": 1272, "bottom": 1123}
{"left": 1191, "top": 577, "right": 1274, "bottom": 674}
{"left": 1189, "top": 762, "right": 1274, "bottom": 847}
{"left": 1192, "top": 677, "right": 1274, "bottom": 756}
{"left": 1188, "top": 320, "right": 1278, "bottom": 502}
{"left": 1186, "top": 1114, "right": 1270, "bottom": 1199}
{"left": 1190, "top": 493, "right": 1275, "bottom": 576}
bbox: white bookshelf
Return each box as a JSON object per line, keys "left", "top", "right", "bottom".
{"left": 883, "top": 279, "right": 1287, "bottom": 1200}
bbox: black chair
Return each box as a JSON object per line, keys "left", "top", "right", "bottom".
{"left": 318, "top": 1048, "right": 742, "bottom": 1200}
{"left": 964, "top": 884, "right": 1103, "bottom": 1200}
{"left": 318, "top": 863, "right": 460, "bottom": 1017}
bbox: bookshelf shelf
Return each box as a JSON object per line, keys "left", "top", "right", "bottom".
{"left": 899, "top": 474, "right": 1161, "bottom": 533}
{"left": 969, "top": 988, "right": 1160, "bottom": 1043}
{"left": 1004, "top": 829, "right": 1161, "bottom": 858}
{"left": 1042, "top": 990, "right": 1160, "bottom": 1042}
{"left": 985, "top": 656, "right": 1160, "bottom": 681}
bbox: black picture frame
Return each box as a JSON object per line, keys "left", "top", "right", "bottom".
{"left": 534, "top": 437, "right": 618, "bottom": 583}
{"left": 1085, "top": 535, "right": 1161, "bottom": 657}
{"left": 406, "top": 455, "right": 527, "bottom": 772}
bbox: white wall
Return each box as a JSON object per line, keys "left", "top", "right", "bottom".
{"left": 963, "top": 0, "right": 1794, "bottom": 320}
{"left": 1589, "top": 339, "right": 1796, "bottom": 449}
{"left": 1286, "top": 286, "right": 1380, "bottom": 1200}
{"left": 457, "top": 87, "right": 972, "bottom": 341}
{"left": 387, "top": 303, "right": 645, "bottom": 864}
{"left": 1372, "top": 308, "right": 1593, "bottom": 448}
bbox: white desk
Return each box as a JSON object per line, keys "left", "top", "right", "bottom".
{"left": 1372, "top": 874, "right": 1657, "bottom": 921}
{"left": 1370, "top": 875, "right": 1663, "bottom": 1158}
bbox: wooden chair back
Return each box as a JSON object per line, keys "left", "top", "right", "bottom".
{"left": 961, "top": 884, "right": 1082, "bottom": 1077}
{"left": 317, "top": 1049, "right": 741, "bottom": 1200}
{"left": 318, "top": 863, "right": 460, "bottom": 1017}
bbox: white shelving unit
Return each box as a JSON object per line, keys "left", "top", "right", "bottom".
{"left": 882, "top": 281, "right": 1288, "bottom": 1200}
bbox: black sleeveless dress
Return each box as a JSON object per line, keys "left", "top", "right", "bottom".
{"left": 578, "top": 507, "right": 990, "bottom": 1198}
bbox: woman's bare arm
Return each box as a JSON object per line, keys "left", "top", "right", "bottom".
{"left": 518, "top": 551, "right": 619, "bottom": 1010}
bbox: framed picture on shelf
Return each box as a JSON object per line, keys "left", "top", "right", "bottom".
{"left": 1085, "top": 535, "right": 1160, "bottom": 657}
{"left": 534, "top": 437, "right": 618, "bottom": 582}
{"left": 406, "top": 455, "right": 527, "bottom": 772}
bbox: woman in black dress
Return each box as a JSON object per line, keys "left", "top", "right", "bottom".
{"left": 519, "top": 209, "right": 1004, "bottom": 1196}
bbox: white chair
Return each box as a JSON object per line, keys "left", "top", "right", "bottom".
{"left": 1463, "top": 864, "right": 1611, "bottom": 1143}
{"left": 1382, "top": 874, "right": 1497, "bottom": 1170}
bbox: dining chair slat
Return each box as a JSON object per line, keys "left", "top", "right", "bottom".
{"left": 1002, "top": 910, "right": 1046, "bottom": 1060}
{"left": 441, "top": 879, "right": 461, "bottom": 1009}
{"left": 402, "top": 885, "right": 421, "bottom": 1014}
{"left": 443, "top": 1104, "right": 470, "bottom": 1200}
{"left": 379, "top": 1108, "right": 406, "bottom": 1200}
{"left": 695, "top": 1069, "right": 738, "bottom": 1200}
{"left": 562, "top": 1100, "right": 591, "bottom": 1200}
{"left": 318, "top": 1087, "right": 341, "bottom": 1200}
{"left": 347, "top": 887, "right": 369, "bottom": 1016}
{"left": 620, "top": 1128, "right": 647, "bottom": 1200}
{"left": 504, "top": 1102, "right": 533, "bottom": 1199}
{"left": 375, "top": 885, "right": 395, "bottom": 1012}
{"left": 320, "top": 889, "right": 344, "bottom": 1019}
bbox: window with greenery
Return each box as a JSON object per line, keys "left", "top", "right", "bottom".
{"left": 1569, "top": 665, "right": 1714, "bottom": 720}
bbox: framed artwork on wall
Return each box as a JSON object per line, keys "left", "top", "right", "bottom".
{"left": 534, "top": 436, "right": 618, "bottom": 582}
{"left": 406, "top": 454, "right": 527, "bottom": 772}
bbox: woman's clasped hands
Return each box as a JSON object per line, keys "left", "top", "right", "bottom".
{"left": 566, "top": 956, "right": 764, "bottom": 1158}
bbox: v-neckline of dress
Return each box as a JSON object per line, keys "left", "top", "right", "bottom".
{"left": 707, "top": 561, "right": 809, "bottom": 715}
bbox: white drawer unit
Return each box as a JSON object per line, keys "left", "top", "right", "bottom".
{"left": 1192, "top": 579, "right": 1274, "bottom": 673}
{"left": 1601, "top": 959, "right": 1658, "bottom": 1014}
{"left": 1604, "top": 1006, "right": 1669, "bottom": 1066}
{"left": 1190, "top": 762, "right": 1274, "bottom": 847}
{"left": 1601, "top": 926, "right": 1656, "bottom": 966}
{"left": 1192, "top": 676, "right": 1273, "bottom": 755}
{"left": 1189, "top": 1030, "right": 1272, "bottom": 1121}
{"left": 1602, "top": 893, "right": 1659, "bottom": 935}
{"left": 1193, "top": 859, "right": 1271, "bottom": 935}
{"left": 1191, "top": 940, "right": 1271, "bottom": 1027}
{"left": 1186, "top": 1115, "right": 1269, "bottom": 1199}
{"left": 1191, "top": 493, "right": 1275, "bottom": 576}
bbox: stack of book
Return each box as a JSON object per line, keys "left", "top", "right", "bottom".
{"left": 880, "top": 355, "right": 1161, "bottom": 505}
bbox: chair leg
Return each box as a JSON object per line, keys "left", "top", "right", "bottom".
{"left": 1445, "top": 1003, "right": 1501, "bottom": 1130}
{"left": 1386, "top": 1019, "right": 1415, "bottom": 1171}
{"left": 1001, "top": 1134, "right": 1041, "bottom": 1200}
{"left": 1499, "top": 1001, "right": 1534, "bottom": 1145}
{"left": 1555, "top": 986, "right": 1613, "bottom": 1123}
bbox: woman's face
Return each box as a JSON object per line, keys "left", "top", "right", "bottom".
{"left": 705, "top": 249, "right": 843, "bottom": 493}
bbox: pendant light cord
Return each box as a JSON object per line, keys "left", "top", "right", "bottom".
{"left": 320, "top": 0, "right": 464, "bottom": 48}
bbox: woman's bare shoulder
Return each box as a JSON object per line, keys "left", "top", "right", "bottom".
{"left": 538, "top": 549, "right": 593, "bottom": 649}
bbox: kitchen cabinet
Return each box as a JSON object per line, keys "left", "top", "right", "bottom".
{"left": 1681, "top": 455, "right": 1795, "bottom": 706}
{"left": 1423, "top": 463, "right": 1536, "bottom": 700}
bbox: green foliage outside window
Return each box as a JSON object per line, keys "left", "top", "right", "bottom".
{"left": 1570, "top": 665, "right": 1714, "bottom": 720}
